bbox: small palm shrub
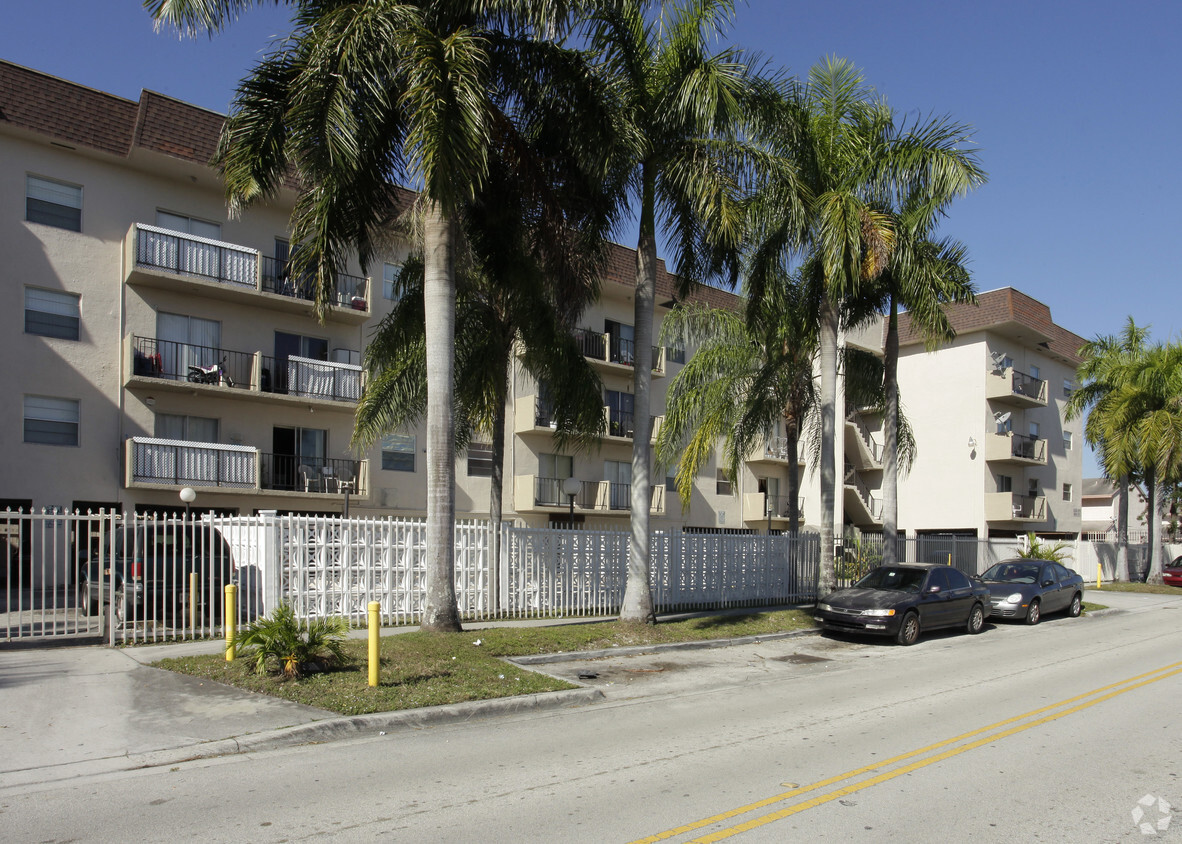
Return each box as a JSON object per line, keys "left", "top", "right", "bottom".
{"left": 236, "top": 602, "right": 351, "bottom": 679}
{"left": 1019, "top": 532, "right": 1072, "bottom": 563}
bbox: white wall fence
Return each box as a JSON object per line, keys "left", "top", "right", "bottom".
{"left": 3, "top": 509, "right": 1178, "bottom": 645}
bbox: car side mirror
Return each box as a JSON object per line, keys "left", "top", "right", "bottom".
{"left": 1042, "top": 580, "right": 1054, "bottom": 587}
{"left": 926, "top": 585, "right": 941, "bottom": 594}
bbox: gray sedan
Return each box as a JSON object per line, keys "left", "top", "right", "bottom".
{"left": 980, "top": 559, "right": 1084, "bottom": 624}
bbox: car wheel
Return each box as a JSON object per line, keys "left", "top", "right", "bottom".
{"left": 112, "top": 591, "right": 125, "bottom": 625}
{"left": 896, "top": 612, "right": 920, "bottom": 646}
{"left": 966, "top": 603, "right": 985, "bottom": 635}
{"left": 1067, "top": 592, "right": 1082, "bottom": 618}
{"left": 79, "top": 579, "right": 98, "bottom": 616}
{"left": 1024, "top": 598, "right": 1041, "bottom": 626}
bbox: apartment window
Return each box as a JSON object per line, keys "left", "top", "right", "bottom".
{"left": 604, "top": 460, "right": 631, "bottom": 510}
{"left": 1029, "top": 421, "right": 1040, "bottom": 438}
{"left": 716, "top": 469, "right": 732, "bottom": 496}
{"left": 997, "top": 474, "right": 1012, "bottom": 493}
{"left": 1063, "top": 430, "right": 1073, "bottom": 450}
{"left": 1063, "top": 379, "right": 1074, "bottom": 398}
{"left": 156, "top": 210, "right": 221, "bottom": 240}
{"left": 1029, "top": 365, "right": 1040, "bottom": 380}
{"left": 467, "top": 442, "right": 495, "bottom": 477}
{"left": 666, "top": 472, "right": 679, "bottom": 494}
{"left": 540, "top": 453, "right": 573, "bottom": 481}
{"left": 155, "top": 414, "right": 219, "bottom": 443}
{"left": 1062, "top": 483, "right": 1073, "bottom": 502}
{"left": 25, "top": 287, "right": 80, "bottom": 340}
{"left": 381, "top": 434, "right": 415, "bottom": 472}
{"left": 26, "top": 175, "right": 82, "bottom": 231}
{"left": 383, "top": 262, "right": 401, "bottom": 300}
{"left": 23, "top": 396, "right": 79, "bottom": 446}
{"left": 667, "top": 345, "right": 686, "bottom": 365}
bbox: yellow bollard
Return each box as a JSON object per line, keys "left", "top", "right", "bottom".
{"left": 225, "top": 584, "right": 237, "bottom": 662}
{"left": 1097, "top": 562, "right": 1102, "bottom": 589}
{"left": 189, "top": 572, "right": 198, "bottom": 631}
{"left": 368, "top": 601, "right": 380, "bottom": 687}
{"left": 947, "top": 553, "right": 952, "bottom": 566}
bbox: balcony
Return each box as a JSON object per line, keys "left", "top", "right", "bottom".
{"left": 986, "top": 367, "right": 1048, "bottom": 408}
{"left": 572, "top": 328, "right": 665, "bottom": 377}
{"left": 126, "top": 336, "right": 361, "bottom": 412}
{"left": 126, "top": 437, "right": 368, "bottom": 499}
{"left": 985, "top": 492, "right": 1047, "bottom": 523}
{"left": 513, "top": 396, "right": 662, "bottom": 443}
{"left": 742, "top": 492, "right": 805, "bottom": 525}
{"left": 123, "top": 224, "right": 371, "bottom": 324}
{"left": 513, "top": 476, "right": 664, "bottom": 516}
{"left": 845, "top": 411, "right": 883, "bottom": 470}
{"left": 746, "top": 435, "right": 804, "bottom": 466}
{"left": 983, "top": 432, "right": 1047, "bottom": 466}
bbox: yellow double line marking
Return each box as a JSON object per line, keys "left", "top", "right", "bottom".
{"left": 632, "top": 660, "right": 1182, "bottom": 843}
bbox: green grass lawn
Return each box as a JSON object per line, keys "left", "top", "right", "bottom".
{"left": 155, "top": 609, "right": 816, "bottom": 715}
{"left": 1093, "top": 582, "right": 1182, "bottom": 595}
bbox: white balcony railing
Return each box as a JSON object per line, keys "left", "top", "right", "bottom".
{"left": 129, "top": 437, "right": 257, "bottom": 489}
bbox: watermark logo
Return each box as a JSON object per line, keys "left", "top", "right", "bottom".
{"left": 1132, "top": 794, "right": 1172, "bottom": 835}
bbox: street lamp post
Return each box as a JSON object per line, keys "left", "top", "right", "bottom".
{"left": 179, "top": 487, "right": 196, "bottom": 521}
{"left": 561, "top": 477, "right": 581, "bottom": 526}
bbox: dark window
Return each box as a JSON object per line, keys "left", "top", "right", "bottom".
{"left": 926, "top": 568, "right": 951, "bottom": 592}
{"left": 667, "top": 345, "right": 686, "bottom": 365}
{"left": 25, "top": 287, "right": 80, "bottom": 340}
{"left": 26, "top": 175, "right": 81, "bottom": 231}
{"left": 23, "top": 396, "right": 79, "bottom": 446}
{"left": 945, "top": 568, "right": 972, "bottom": 590}
{"left": 467, "top": 442, "right": 494, "bottom": 477}
{"left": 382, "top": 434, "right": 415, "bottom": 472}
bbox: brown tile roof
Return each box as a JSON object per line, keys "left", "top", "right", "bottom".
{"left": 599, "top": 240, "right": 743, "bottom": 312}
{"left": 896, "top": 287, "right": 1086, "bottom": 365}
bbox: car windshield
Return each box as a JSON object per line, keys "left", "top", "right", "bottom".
{"left": 854, "top": 567, "right": 926, "bottom": 593}
{"left": 982, "top": 562, "right": 1041, "bottom": 584}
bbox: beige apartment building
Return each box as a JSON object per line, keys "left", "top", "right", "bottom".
{"left": 1, "top": 61, "right": 1082, "bottom": 540}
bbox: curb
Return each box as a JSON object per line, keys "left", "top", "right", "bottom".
{"left": 128, "top": 686, "right": 605, "bottom": 769}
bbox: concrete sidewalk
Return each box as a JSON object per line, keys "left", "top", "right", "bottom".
{"left": 0, "top": 592, "right": 1165, "bottom": 789}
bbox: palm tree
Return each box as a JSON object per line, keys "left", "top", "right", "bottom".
{"left": 579, "top": 0, "right": 774, "bottom": 624}
{"left": 1065, "top": 318, "right": 1151, "bottom": 580}
{"left": 1093, "top": 340, "right": 1182, "bottom": 583}
{"left": 747, "top": 57, "right": 981, "bottom": 592}
{"left": 148, "top": 0, "right": 613, "bottom": 631}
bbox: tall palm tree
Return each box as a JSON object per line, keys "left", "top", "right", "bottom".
{"left": 747, "top": 58, "right": 981, "bottom": 592}
{"left": 148, "top": 0, "right": 613, "bottom": 631}
{"left": 579, "top": 0, "right": 774, "bottom": 624}
{"left": 1065, "top": 318, "right": 1151, "bottom": 580}
{"left": 1098, "top": 340, "right": 1182, "bottom": 583}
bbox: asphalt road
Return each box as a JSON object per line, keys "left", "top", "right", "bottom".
{"left": 3, "top": 592, "right": 1180, "bottom": 842}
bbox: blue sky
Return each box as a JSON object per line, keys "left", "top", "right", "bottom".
{"left": 5, "top": 1, "right": 1180, "bottom": 476}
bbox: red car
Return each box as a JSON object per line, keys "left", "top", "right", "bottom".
{"left": 1164, "top": 557, "right": 1182, "bottom": 587}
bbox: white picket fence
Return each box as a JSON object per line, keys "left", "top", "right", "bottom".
{"left": 3, "top": 509, "right": 1178, "bottom": 645}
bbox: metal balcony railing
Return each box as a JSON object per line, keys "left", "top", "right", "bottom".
{"left": 1009, "top": 370, "right": 1047, "bottom": 402}
{"left": 259, "top": 454, "right": 363, "bottom": 494}
{"left": 132, "top": 336, "right": 253, "bottom": 389}
{"left": 134, "top": 225, "right": 258, "bottom": 289}
{"left": 1009, "top": 433, "right": 1046, "bottom": 461}
{"left": 262, "top": 355, "right": 361, "bottom": 402}
{"left": 260, "top": 257, "right": 369, "bottom": 310}
{"left": 129, "top": 438, "right": 257, "bottom": 489}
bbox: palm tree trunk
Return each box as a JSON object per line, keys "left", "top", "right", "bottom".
{"left": 488, "top": 396, "right": 507, "bottom": 615}
{"left": 1146, "top": 467, "right": 1164, "bottom": 584}
{"left": 818, "top": 297, "right": 838, "bottom": 595}
{"left": 1116, "top": 475, "right": 1129, "bottom": 581}
{"left": 881, "top": 298, "right": 900, "bottom": 564}
{"left": 620, "top": 169, "right": 657, "bottom": 625}
{"left": 421, "top": 201, "right": 462, "bottom": 632}
{"left": 785, "top": 415, "right": 800, "bottom": 534}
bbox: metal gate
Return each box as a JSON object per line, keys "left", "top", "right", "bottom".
{"left": 2, "top": 509, "right": 106, "bottom": 644}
